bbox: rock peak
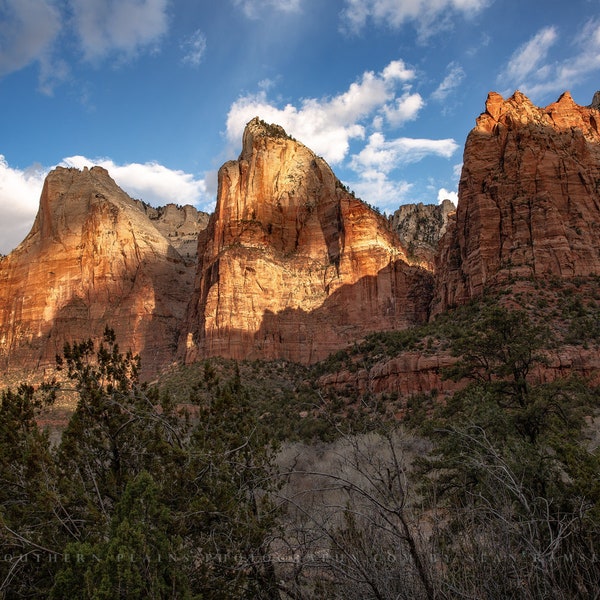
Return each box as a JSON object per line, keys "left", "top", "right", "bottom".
{"left": 0, "top": 166, "right": 195, "bottom": 377}
{"left": 589, "top": 90, "right": 600, "bottom": 109}
{"left": 476, "top": 89, "right": 600, "bottom": 138}
{"left": 183, "top": 114, "right": 430, "bottom": 364}
{"left": 246, "top": 116, "right": 289, "bottom": 138}
{"left": 241, "top": 117, "right": 295, "bottom": 160}
{"left": 434, "top": 90, "right": 600, "bottom": 313}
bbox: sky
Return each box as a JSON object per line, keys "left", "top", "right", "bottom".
{"left": 1, "top": 0, "right": 600, "bottom": 254}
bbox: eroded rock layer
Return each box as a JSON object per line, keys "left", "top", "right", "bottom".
{"left": 389, "top": 199, "right": 455, "bottom": 268}
{"left": 434, "top": 91, "right": 600, "bottom": 312}
{"left": 182, "top": 118, "right": 432, "bottom": 364}
{"left": 0, "top": 167, "right": 195, "bottom": 377}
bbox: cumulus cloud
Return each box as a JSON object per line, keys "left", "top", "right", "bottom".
{"left": 61, "top": 156, "right": 209, "bottom": 207}
{"left": 0, "top": 0, "right": 62, "bottom": 86}
{"left": 349, "top": 172, "right": 414, "bottom": 213}
{"left": 431, "top": 62, "right": 465, "bottom": 102}
{"left": 437, "top": 187, "right": 458, "bottom": 205}
{"left": 383, "top": 92, "right": 424, "bottom": 126}
{"left": 226, "top": 59, "right": 422, "bottom": 164}
{"left": 341, "top": 0, "right": 489, "bottom": 37}
{"left": 181, "top": 29, "right": 207, "bottom": 66}
{"left": 0, "top": 157, "right": 47, "bottom": 254}
{"left": 351, "top": 132, "right": 459, "bottom": 174}
{"left": 347, "top": 132, "right": 458, "bottom": 211}
{"left": 347, "top": 130, "right": 459, "bottom": 209}
{"left": 70, "top": 0, "right": 169, "bottom": 61}
{"left": 499, "top": 20, "right": 600, "bottom": 100}
{"left": 232, "top": 0, "right": 302, "bottom": 18}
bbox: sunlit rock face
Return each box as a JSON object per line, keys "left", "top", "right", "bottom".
{"left": 0, "top": 166, "right": 195, "bottom": 377}
{"left": 434, "top": 91, "right": 600, "bottom": 313}
{"left": 182, "top": 118, "right": 433, "bottom": 364}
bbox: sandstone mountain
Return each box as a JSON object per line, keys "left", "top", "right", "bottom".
{"left": 0, "top": 167, "right": 195, "bottom": 378}
{"left": 1, "top": 90, "right": 599, "bottom": 385}
{"left": 137, "top": 201, "right": 209, "bottom": 262}
{"left": 434, "top": 90, "right": 600, "bottom": 313}
{"left": 182, "top": 118, "right": 432, "bottom": 364}
{"left": 389, "top": 199, "right": 455, "bottom": 268}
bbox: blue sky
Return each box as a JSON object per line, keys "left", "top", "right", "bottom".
{"left": 1, "top": 0, "right": 600, "bottom": 253}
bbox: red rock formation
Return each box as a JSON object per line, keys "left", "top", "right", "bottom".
{"left": 182, "top": 118, "right": 432, "bottom": 364}
{"left": 434, "top": 90, "right": 600, "bottom": 312}
{"left": 0, "top": 166, "right": 195, "bottom": 377}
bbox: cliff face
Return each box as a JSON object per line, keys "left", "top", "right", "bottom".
{"left": 137, "top": 202, "right": 210, "bottom": 262}
{"left": 0, "top": 167, "right": 195, "bottom": 377}
{"left": 181, "top": 118, "right": 433, "bottom": 364}
{"left": 434, "top": 91, "right": 600, "bottom": 312}
{"left": 389, "top": 199, "right": 455, "bottom": 268}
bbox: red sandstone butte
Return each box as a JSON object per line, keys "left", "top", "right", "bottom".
{"left": 0, "top": 166, "right": 195, "bottom": 377}
{"left": 434, "top": 90, "right": 600, "bottom": 313}
{"left": 181, "top": 118, "right": 432, "bottom": 364}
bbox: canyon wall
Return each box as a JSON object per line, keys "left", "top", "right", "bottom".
{"left": 0, "top": 167, "right": 195, "bottom": 377}
{"left": 434, "top": 90, "right": 600, "bottom": 312}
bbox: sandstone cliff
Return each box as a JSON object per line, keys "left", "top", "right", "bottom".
{"left": 0, "top": 167, "right": 195, "bottom": 377}
{"left": 182, "top": 118, "right": 433, "bottom": 364}
{"left": 137, "top": 202, "right": 209, "bottom": 262}
{"left": 389, "top": 199, "right": 455, "bottom": 268}
{"left": 434, "top": 90, "right": 600, "bottom": 312}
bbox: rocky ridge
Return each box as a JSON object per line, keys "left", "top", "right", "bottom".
{"left": 0, "top": 166, "right": 195, "bottom": 378}
{"left": 389, "top": 199, "right": 455, "bottom": 268}
{"left": 137, "top": 202, "right": 209, "bottom": 262}
{"left": 1, "top": 91, "right": 599, "bottom": 387}
{"left": 182, "top": 118, "right": 432, "bottom": 364}
{"left": 434, "top": 90, "right": 600, "bottom": 313}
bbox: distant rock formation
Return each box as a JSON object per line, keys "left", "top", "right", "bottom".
{"left": 434, "top": 90, "right": 600, "bottom": 313}
{"left": 389, "top": 199, "right": 455, "bottom": 268}
{"left": 0, "top": 166, "right": 195, "bottom": 377}
{"left": 181, "top": 118, "right": 433, "bottom": 364}
{"left": 137, "top": 202, "right": 209, "bottom": 262}
{"left": 2, "top": 91, "right": 599, "bottom": 384}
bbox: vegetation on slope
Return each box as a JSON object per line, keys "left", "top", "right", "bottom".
{"left": 0, "top": 278, "right": 599, "bottom": 598}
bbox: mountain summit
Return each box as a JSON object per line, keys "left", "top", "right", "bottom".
{"left": 0, "top": 166, "right": 195, "bottom": 377}
{"left": 434, "top": 90, "right": 600, "bottom": 312}
{"left": 182, "top": 117, "right": 432, "bottom": 363}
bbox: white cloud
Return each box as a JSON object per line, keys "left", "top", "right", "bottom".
{"left": 232, "top": 0, "right": 302, "bottom": 19}
{"left": 226, "top": 59, "right": 421, "bottom": 164}
{"left": 0, "top": 157, "right": 48, "bottom": 254}
{"left": 349, "top": 172, "right": 414, "bottom": 213}
{"left": 61, "top": 156, "right": 209, "bottom": 207}
{"left": 0, "top": 0, "right": 170, "bottom": 90}
{"left": 69, "top": 0, "right": 169, "bottom": 61}
{"left": 347, "top": 132, "right": 458, "bottom": 211}
{"left": 351, "top": 132, "right": 459, "bottom": 174}
{"left": 499, "top": 20, "right": 600, "bottom": 100}
{"left": 383, "top": 92, "right": 424, "bottom": 126}
{"left": 432, "top": 62, "right": 465, "bottom": 101}
{"left": 0, "top": 0, "right": 62, "bottom": 90}
{"left": 437, "top": 187, "right": 458, "bottom": 205}
{"left": 181, "top": 30, "right": 207, "bottom": 66}
{"left": 341, "top": 0, "right": 489, "bottom": 37}
{"left": 500, "top": 26, "right": 558, "bottom": 83}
